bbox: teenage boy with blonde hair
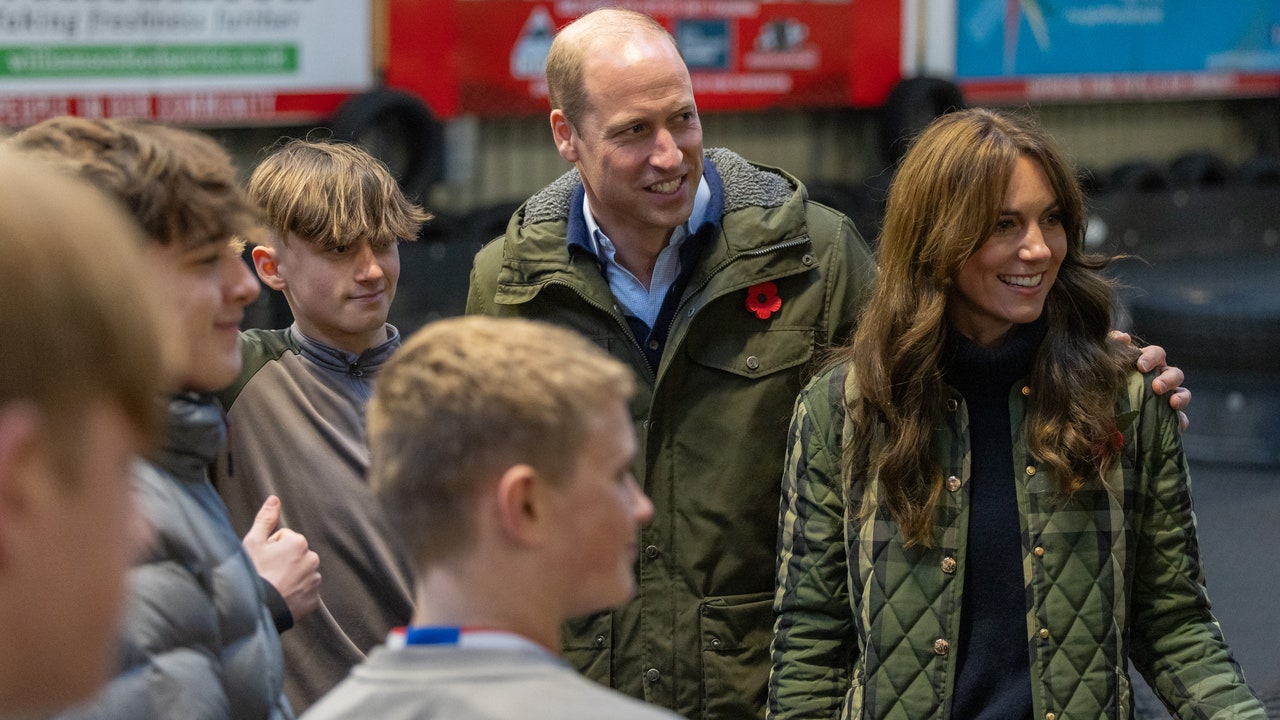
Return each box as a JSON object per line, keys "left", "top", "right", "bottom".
{"left": 0, "top": 147, "right": 168, "bottom": 718}
{"left": 303, "top": 316, "right": 680, "bottom": 720}
{"left": 214, "top": 138, "right": 430, "bottom": 711}
{"left": 9, "top": 117, "right": 319, "bottom": 720}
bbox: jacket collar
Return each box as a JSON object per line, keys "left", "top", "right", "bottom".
{"left": 497, "top": 148, "right": 810, "bottom": 302}
{"left": 566, "top": 163, "right": 722, "bottom": 266}
{"left": 158, "top": 392, "right": 225, "bottom": 484}
{"left": 287, "top": 323, "right": 400, "bottom": 375}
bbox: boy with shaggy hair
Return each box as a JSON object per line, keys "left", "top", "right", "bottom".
{"left": 8, "top": 117, "right": 320, "bottom": 720}
{"left": 0, "top": 147, "right": 168, "bottom": 719}
{"left": 303, "top": 316, "right": 679, "bottom": 720}
{"left": 214, "top": 138, "right": 431, "bottom": 711}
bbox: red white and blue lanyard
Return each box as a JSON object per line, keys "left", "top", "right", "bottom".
{"left": 386, "top": 626, "right": 540, "bottom": 652}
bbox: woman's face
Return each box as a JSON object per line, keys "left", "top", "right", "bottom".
{"left": 949, "top": 155, "right": 1067, "bottom": 348}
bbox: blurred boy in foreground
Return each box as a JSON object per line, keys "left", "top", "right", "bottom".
{"left": 0, "top": 146, "right": 167, "bottom": 718}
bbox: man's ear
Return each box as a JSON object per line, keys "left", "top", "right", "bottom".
{"left": 251, "top": 245, "right": 287, "bottom": 292}
{"left": 551, "top": 110, "right": 579, "bottom": 164}
{"left": 493, "top": 464, "right": 550, "bottom": 546}
{"left": 0, "top": 403, "right": 46, "bottom": 569}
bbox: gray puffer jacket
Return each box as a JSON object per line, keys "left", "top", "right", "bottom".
{"left": 57, "top": 394, "right": 293, "bottom": 720}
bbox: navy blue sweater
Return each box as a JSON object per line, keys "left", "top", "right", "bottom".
{"left": 943, "top": 320, "right": 1045, "bottom": 720}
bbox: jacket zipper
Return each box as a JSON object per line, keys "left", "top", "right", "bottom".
{"left": 545, "top": 279, "right": 657, "bottom": 380}
{"left": 665, "top": 234, "right": 812, "bottom": 348}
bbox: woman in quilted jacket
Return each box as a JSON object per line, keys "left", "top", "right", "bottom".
{"left": 768, "top": 108, "right": 1264, "bottom": 720}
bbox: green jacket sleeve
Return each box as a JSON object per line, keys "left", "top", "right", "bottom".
{"left": 465, "top": 237, "right": 503, "bottom": 317}
{"left": 1126, "top": 373, "right": 1265, "bottom": 719}
{"left": 769, "top": 368, "right": 857, "bottom": 720}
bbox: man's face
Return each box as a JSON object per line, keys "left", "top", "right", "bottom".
{"left": 553, "top": 30, "right": 703, "bottom": 250}
{"left": 266, "top": 235, "right": 400, "bottom": 354}
{"left": 146, "top": 239, "right": 260, "bottom": 392}
{"left": 17, "top": 401, "right": 150, "bottom": 712}
{"left": 550, "top": 397, "right": 653, "bottom": 618}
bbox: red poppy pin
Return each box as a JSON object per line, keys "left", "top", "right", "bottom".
{"left": 746, "top": 282, "right": 782, "bottom": 320}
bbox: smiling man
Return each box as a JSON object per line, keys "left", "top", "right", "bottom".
{"left": 465, "top": 9, "right": 876, "bottom": 719}
{"left": 214, "top": 139, "right": 431, "bottom": 713}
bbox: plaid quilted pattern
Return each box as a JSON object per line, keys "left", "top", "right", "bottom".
{"left": 769, "top": 367, "right": 1264, "bottom": 720}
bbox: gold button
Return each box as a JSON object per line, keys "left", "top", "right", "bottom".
{"left": 1021, "top": 385, "right": 1031, "bottom": 396}
{"left": 1039, "top": 627, "right": 1050, "bottom": 639}
{"left": 946, "top": 475, "right": 961, "bottom": 492}
{"left": 933, "top": 638, "right": 949, "bottom": 655}
{"left": 1025, "top": 465, "right": 1036, "bottom": 476}
{"left": 940, "top": 556, "right": 957, "bottom": 574}
{"left": 1034, "top": 546, "right": 1045, "bottom": 557}
{"left": 1046, "top": 713, "right": 1056, "bottom": 720}
{"left": 946, "top": 399, "right": 959, "bottom": 412}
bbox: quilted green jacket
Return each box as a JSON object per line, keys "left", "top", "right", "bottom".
{"left": 467, "top": 148, "right": 875, "bottom": 719}
{"left": 770, "top": 363, "right": 1264, "bottom": 720}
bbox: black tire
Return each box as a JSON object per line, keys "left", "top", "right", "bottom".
{"left": 1168, "top": 151, "right": 1233, "bottom": 188}
{"left": 877, "top": 77, "right": 966, "bottom": 168}
{"left": 328, "top": 88, "right": 445, "bottom": 202}
{"left": 1237, "top": 154, "right": 1280, "bottom": 186}
{"left": 1107, "top": 161, "right": 1171, "bottom": 193}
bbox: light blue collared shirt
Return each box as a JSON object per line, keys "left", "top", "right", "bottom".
{"left": 582, "top": 177, "right": 711, "bottom": 329}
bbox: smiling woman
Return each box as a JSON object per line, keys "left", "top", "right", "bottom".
{"left": 768, "top": 108, "right": 1266, "bottom": 720}
{"left": 949, "top": 155, "right": 1066, "bottom": 348}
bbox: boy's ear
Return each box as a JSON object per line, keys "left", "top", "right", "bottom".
{"left": 0, "top": 403, "right": 46, "bottom": 569}
{"left": 493, "top": 464, "right": 549, "bottom": 546}
{"left": 250, "top": 245, "right": 287, "bottom": 292}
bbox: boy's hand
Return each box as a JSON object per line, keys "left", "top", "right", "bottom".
{"left": 243, "top": 495, "right": 322, "bottom": 622}
{"left": 1112, "top": 331, "right": 1191, "bottom": 431}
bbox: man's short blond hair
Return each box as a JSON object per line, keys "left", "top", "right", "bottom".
{"left": 545, "top": 8, "right": 677, "bottom": 125}
{"left": 0, "top": 146, "right": 169, "bottom": 467}
{"left": 248, "top": 139, "right": 430, "bottom": 250}
{"left": 7, "top": 117, "right": 262, "bottom": 249}
{"left": 368, "top": 316, "right": 635, "bottom": 569}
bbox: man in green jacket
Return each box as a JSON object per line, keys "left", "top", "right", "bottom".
{"left": 466, "top": 9, "right": 1187, "bottom": 719}
{"left": 468, "top": 10, "right": 873, "bottom": 717}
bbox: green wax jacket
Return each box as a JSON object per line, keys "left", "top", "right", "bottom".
{"left": 466, "top": 148, "right": 875, "bottom": 719}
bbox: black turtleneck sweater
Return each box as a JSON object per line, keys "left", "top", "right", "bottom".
{"left": 943, "top": 320, "right": 1046, "bottom": 720}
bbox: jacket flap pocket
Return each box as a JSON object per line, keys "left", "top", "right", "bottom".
{"left": 687, "top": 327, "right": 814, "bottom": 379}
{"left": 700, "top": 591, "right": 774, "bottom": 651}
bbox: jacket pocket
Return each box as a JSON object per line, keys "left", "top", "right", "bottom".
{"left": 700, "top": 592, "right": 775, "bottom": 720}
{"left": 686, "top": 327, "right": 814, "bottom": 379}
